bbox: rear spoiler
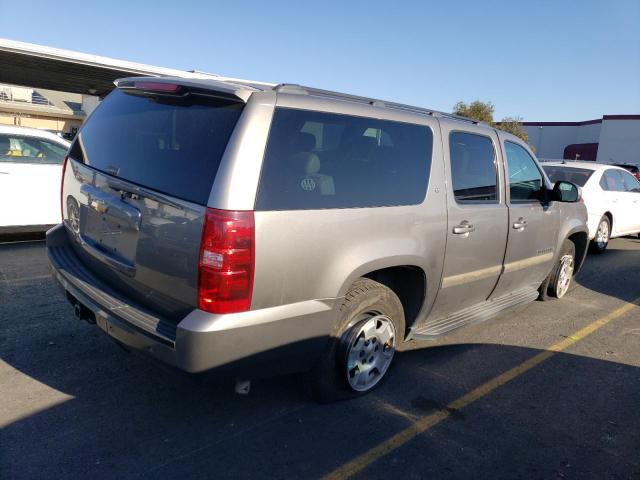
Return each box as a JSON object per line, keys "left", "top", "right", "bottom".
{"left": 114, "top": 76, "right": 255, "bottom": 102}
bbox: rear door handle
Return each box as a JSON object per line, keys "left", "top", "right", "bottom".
{"left": 513, "top": 218, "right": 528, "bottom": 231}
{"left": 453, "top": 222, "right": 475, "bottom": 235}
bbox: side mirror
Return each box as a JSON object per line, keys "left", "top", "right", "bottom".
{"left": 553, "top": 180, "right": 580, "bottom": 203}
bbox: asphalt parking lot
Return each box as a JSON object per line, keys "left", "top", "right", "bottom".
{"left": 1, "top": 237, "right": 639, "bottom": 480}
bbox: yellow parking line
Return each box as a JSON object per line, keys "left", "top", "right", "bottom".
{"left": 323, "top": 297, "right": 640, "bottom": 480}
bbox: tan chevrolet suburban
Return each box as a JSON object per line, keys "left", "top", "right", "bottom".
{"left": 47, "top": 78, "right": 589, "bottom": 401}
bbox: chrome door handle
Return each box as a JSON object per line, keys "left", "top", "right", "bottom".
{"left": 453, "top": 222, "right": 475, "bottom": 235}
{"left": 513, "top": 218, "right": 528, "bottom": 231}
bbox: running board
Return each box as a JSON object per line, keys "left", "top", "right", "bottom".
{"left": 411, "top": 287, "right": 539, "bottom": 339}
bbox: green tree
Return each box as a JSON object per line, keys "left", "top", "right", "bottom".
{"left": 452, "top": 100, "right": 530, "bottom": 145}
{"left": 452, "top": 100, "right": 495, "bottom": 124}
{"left": 497, "top": 116, "right": 529, "bottom": 144}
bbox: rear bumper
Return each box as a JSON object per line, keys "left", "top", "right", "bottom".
{"left": 47, "top": 224, "right": 337, "bottom": 375}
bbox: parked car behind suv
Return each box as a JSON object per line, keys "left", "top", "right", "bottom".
{"left": 47, "top": 78, "right": 588, "bottom": 401}
{"left": 0, "top": 125, "right": 70, "bottom": 233}
{"left": 543, "top": 162, "right": 640, "bottom": 252}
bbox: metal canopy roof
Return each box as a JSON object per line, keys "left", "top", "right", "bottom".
{"left": 0, "top": 38, "right": 273, "bottom": 97}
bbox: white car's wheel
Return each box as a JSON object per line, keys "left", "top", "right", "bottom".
{"left": 590, "top": 216, "right": 610, "bottom": 254}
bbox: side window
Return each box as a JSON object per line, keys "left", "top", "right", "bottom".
{"left": 601, "top": 170, "right": 626, "bottom": 192}
{"left": 449, "top": 131, "right": 497, "bottom": 203}
{"left": 620, "top": 170, "right": 640, "bottom": 192}
{"left": 0, "top": 135, "right": 66, "bottom": 164}
{"left": 35, "top": 140, "right": 67, "bottom": 164}
{"left": 256, "top": 108, "right": 433, "bottom": 210}
{"left": 504, "top": 141, "right": 544, "bottom": 203}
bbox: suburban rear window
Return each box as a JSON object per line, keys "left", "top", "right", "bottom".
{"left": 542, "top": 166, "right": 594, "bottom": 187}
{"left": 69, "top": 89, "right": 243, "bottom": 204}
{"left": 256, "top": 108, "right": 433, "bottom": 210}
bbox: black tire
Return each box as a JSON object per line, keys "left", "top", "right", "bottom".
{"left": 589, "top": 216, "right": 610, "bottom": 254}
{"left": 306, "top": 278, "right": 405, "bottom": 403}
{"left": 539, "top": 240, "right": 575, "bottom": 301}
{"left": 537, "top": 273, "right": 552, "bottom": 301}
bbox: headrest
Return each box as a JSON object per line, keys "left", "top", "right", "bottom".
{"left": 304, "top": 153, "right": 321, "bottom": 174}
{"left": 291, "top": 132, "right": 316, "bottom": 152}
{"left": 288, "top": 152, "right": 321, "bottom": 174}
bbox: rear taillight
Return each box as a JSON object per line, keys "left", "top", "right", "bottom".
{"left": 198, "top": 209, "right": 255, "bottom": 314}
{"left": 60, "top": 155, "right": 68, "bottom": 221}
{"left": 635, "top": 172, "right": 640, "bottom": 181}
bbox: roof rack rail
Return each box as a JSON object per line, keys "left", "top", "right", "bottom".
{"left": 273, "top": 83, "right": 482, "bottom": 125}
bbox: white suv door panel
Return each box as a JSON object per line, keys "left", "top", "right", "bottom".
{"left": 0, "top": 133, "right": 67, "bottom": 228}
{"left": 600, "top": 169, "right": 634, "bottom": 236}
{"left": 619, "top": 170, "right": 640, "bottom": 232}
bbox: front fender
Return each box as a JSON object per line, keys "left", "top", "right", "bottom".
{"left": 554, "top": 202, "right": 589, "bottom": 273}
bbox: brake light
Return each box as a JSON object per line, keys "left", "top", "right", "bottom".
{"left": 198, "top": 209, "right": 255, "bottom": 314}
{"left": 133, "top": 81, "right": 181, "bottom": 93}
{"left": 60, "top": 155, "right": 68, "bottom": 221}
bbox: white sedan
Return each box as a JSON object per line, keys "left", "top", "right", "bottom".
{"left": 0, "top": 125, "right": 70, "bottom": 233}
{"left": 543, "top": 161, "right": 640, "bottom": 253}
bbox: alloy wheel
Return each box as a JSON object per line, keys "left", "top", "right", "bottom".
{"left": 596, "top": 219, "right": 609, "bottom": 249}
{"left": 345, "top": 313, "right": 396, "bottom": 392}
{"left": 556, "top": 254, "right": 574, "bottom": 298}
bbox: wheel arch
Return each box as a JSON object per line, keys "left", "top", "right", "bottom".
{"left": 339, "top": 261, "right": 428, "bottom": 338}
{"left": 567, "top": 229, "right": 589, "bottom": 274}
{"left": 603, "top": 211, "right": 613, "bottom": 235}
{"left": 362, "top": 265, "right": 426, "bottom": 337}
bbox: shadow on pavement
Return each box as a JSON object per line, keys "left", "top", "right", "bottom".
{"left": 575, "top": 242, "right": 640, "bottom": 303}
{"left": 2, "top": 327, "right": 639, "bottom": 479}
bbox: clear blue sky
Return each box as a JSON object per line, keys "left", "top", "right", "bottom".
{"left": 1, "top": 0, "right": 638, "bottom": 121}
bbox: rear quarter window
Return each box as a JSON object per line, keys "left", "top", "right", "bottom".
{"left": 256, "top": 108, "right": 433, "bottom": 210}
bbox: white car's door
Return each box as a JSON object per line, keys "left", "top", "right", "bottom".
{"left": 0, "top": 134, "right": 66, "bottom": 228}
{"left": 599, "top": 169, "right": 634, "bottom": 236}
{"left": 619, "top": 170, "right": 640, "bottom": 232}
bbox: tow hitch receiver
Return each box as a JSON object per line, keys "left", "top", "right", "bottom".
{"left": 73, "top": 302, "right": 96, "bottom": 324}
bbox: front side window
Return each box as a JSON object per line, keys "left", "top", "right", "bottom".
{"left": 600, "top": 170, "right": 626, "bottom": 192}
{"left": 505, "top": 141, "right": 544, "bottom": 203}
{"left": 256, "top": 108, "right": 433, "bottom": 210}
{"left": 0, "top": 134, "right": 67, "bottom": 164}
{"left": 449, "top": 131, "right": 497, "bottom": 203}
{"left": 620, "top": 170, "right": 640, "bottom": 192}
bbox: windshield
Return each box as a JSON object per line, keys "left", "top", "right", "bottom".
{"left": 542, "top": 166, "right": 594, "bottom": 187}
{"left": 69, "top": 89, "right": 243, "bottom": 205}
